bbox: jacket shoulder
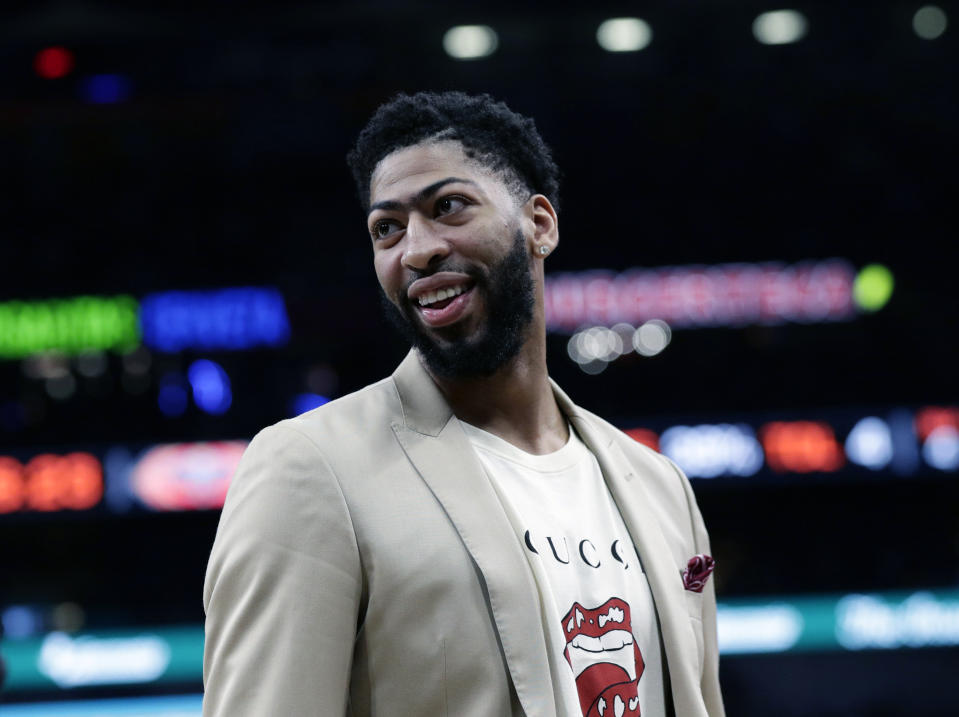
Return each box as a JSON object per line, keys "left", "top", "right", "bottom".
{"left": 260, "top": 375, "right": 402, "bottom": 449}
{"left": 574, "top": 406, "right": 707, "bottom": 548}
{"left": 575, "top": 406, "right": 682, "bottom": 480}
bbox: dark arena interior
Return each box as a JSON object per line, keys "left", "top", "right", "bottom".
{"left": 0, "top": 1, "right": 956, "bottom": 715}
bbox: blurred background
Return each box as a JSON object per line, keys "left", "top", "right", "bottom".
{"left": 0, "top": 1, "right": 956, "bottom": 715}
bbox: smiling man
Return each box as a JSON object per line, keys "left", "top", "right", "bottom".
{"left": 203, "top": 92, "right": 724, "bottom": 717}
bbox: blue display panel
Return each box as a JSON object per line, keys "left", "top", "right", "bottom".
{"left": 0, "top": 694, "right": 202, "bottom": 716}
{"left": 139, "top": 287, "right": 290, "bottom": 352}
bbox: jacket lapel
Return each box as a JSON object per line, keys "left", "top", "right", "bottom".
{"left": 390, "top": 352, "right": 556, "bottom": 717}
{"left": 554, "top": 383, "right": 706, "bottom": 717}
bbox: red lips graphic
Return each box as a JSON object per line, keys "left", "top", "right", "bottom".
{"left": 561, "top": 598, "right": 644, "bottom": 716}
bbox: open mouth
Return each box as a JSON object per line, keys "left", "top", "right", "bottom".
{"left": 562, "top": 598, "right": 644, "bottom": 717}
{"left": 413, "top": 284, "right": 475, "bottom": 328}
{"left": 417, "top": 283, "right": 468, "bottom": 310}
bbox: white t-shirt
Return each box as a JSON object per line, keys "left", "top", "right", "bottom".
{"left": 462, "top": 422, "right": 666, "bottom": 717}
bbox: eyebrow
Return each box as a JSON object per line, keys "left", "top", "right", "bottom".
{"left": 368, "top": 177, "right": 477, "bottom": 216}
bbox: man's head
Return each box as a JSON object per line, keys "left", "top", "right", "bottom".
{"left": 347, "top": 91, "right": 560, "bottom": 215}
{"left": 347, "top": 92, "right": 560, "bottom": 379}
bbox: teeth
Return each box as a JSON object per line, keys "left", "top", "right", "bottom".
{"left": 570, "top": 630, "right": 633, "bottom": 653}
{"left": 418, "top": 285, "right": 465, "bottom": 306}
{"left": 601, "top": 630, "right": 633, "bottom": 650}
{"left": 598, "top": 607, "right": 625, "bottom": 628}
{"left": 614, "top": 695, "right": 625, "bottom": 717}
{"left": 571, "top": 634, "right": 603, "bottom": 652}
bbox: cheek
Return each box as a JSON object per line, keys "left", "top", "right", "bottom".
{"left": 373, "top": 253, "right": 401, "bottom": 299}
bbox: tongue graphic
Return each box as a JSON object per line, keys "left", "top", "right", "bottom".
{"left": 577, "top": 663, "right": 631, "bottom": 716}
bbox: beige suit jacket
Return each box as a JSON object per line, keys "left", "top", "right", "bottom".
{"left": 203, "top": 351, "right": 724, "bottom": 716}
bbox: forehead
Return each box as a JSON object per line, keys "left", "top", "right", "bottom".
{"left": 369, "top": 140, "right": 506, "bottom": 208}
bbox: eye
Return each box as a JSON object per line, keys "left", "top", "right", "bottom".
{"left": 435, "top": 195, "right": 469, "bottom": 217}
{"left": 371, "top": 219, "right": 401, "bottom": 240}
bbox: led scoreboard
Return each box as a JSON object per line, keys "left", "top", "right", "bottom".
{"left": 0, "top": 453, "right": 103, "bottom": 513}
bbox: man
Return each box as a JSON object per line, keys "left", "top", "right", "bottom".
{"left": 203, "top": 91, "right": 724, "bottom": 716}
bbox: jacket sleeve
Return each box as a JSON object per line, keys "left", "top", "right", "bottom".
{"left": 675, "top": 460, "right": 726, "bottom": 717}
{"left": 202, "top": 422, "right": 363, "bottom": 716}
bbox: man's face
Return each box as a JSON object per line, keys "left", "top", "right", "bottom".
{"left": 367, "top": 140, "right": 536, "bottom": 378}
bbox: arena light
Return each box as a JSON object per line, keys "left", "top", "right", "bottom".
{"left": 659, "top": 424, "right": 764, "bottom": 478}
{"left": 1, "top": 605, "right": 43, "bottom": 639}
{"left": 38, "top": 631, "right": 171, "bottom": 688}
{"left": 914, "top": 406, "right": 959, "bottom": 440}
{"left": 913, "top": 407, "right": 959, "bottom": 471}
{"left": 544, "top": 259, "right": 858, "bottom": 332}
{"left": 596, "top": 18, "right": 652, "bottom": 52}
{"left": 913, "top": 5, "right": 948, "bottom": 39}
{"left": 80, "top": 74, "right": 132, "bottom": 104}
{"left": 760, "top": 421, "right": 845, "bottom": 473}
{"left": 443, "top": 25, "right": 499, "bottom": 59}
{"left": 836, "top": 592, "right": 959, "bottom": 650}
{"left": 140, "top": 287, "right": 290, "bottom": 353}
{"left": 752, "top": 10, "right": 808, "bottom": 45}
{"left": 0, "top": 695, "right": 203, "bottom": 716}
{"left": 568, "top": 326, "right": 623, "bottom": 363}
{"left": 923, "top": 426, "right": 959, "bottom": 471}
{"left": 129, "top": 441, "right": 247, "bottom": 511}
{"left": 291, "top": 392, "right": 330, "bottom": 416}
{"left": 845, "top": 417, "right": 894, "bottom": 470}
{"left": 34, "top": 47, "right": 74, "bottom": 79}
{"left": 0, "top": 295, "right": 140, "bottom": 360}
{"left": 717, "top": 604, "right": 803, "bottom": 654}
{"left": 852, "top": 264, "right": 894, "bottom": 312}
{"left": 188, "top": 359, "right": 232, "bottom": 415}
{"left": 624, "top": 427, "right": 659, "bottom": 452}
{"left": 633, "top": 319, "right": 671, "bottom": 356}
{"left": 0, "top": 453, "right": 102, "bottom": 514}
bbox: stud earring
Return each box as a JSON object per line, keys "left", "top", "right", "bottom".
{"left": 539, "top": 245, "right": 549, "bottom": 255}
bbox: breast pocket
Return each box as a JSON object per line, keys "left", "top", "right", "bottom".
{"left": 684, "top": 589, "right": 705, "bottom": 677}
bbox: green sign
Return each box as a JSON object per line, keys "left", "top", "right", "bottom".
{"left": 0, "top": 295, "right": 140, "bottom": 359}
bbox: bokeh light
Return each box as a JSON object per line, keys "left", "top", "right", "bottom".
{"left": 597, "top": 18, "right": 653, "bottom": 52}
{"left": 442, "top": 25, "right": 498, "bottom": 59}
{"left": 633, "top": 320, "right": 672, "bottom": 357}
{"left": 753, "top": 10, "right": 809, "bottom": 45}
{"left": 188, "top": 360, "right": 232, "bottom": 415}
{"left": 853, "top": 264, "right": 894, "bottom": 312}
{"left": 913, "top": 6, "right": 948, "bottom": 39}
{"left": 80, "top": 74, "right": 132, "bottom": 104}
{"left": 34, "top": 47, "right": 74, "bottom": 79}
{"left": 291, "top": 392, "right": 329, "bottom": 416}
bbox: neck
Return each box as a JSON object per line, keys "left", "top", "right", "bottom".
{"left": 426, "top": 327, "right": 569, "bottom": 455}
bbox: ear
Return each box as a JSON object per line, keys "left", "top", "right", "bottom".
{"left": 523, "top": 194, "right": 559, "bottom": 259}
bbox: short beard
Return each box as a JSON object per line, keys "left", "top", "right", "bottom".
{"left": 379, "top": 230, "right": 536, "bottom": 379}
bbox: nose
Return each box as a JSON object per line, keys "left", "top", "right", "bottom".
{"left": 401, "top": 214, "right": 450, "bottom": 272}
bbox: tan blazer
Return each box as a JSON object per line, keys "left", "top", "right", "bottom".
{"left": 203, "top": 351, "right": 724, "bottom": 716}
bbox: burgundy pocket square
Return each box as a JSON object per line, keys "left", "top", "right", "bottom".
{"left": 682, "top": 554, "right": 715, "bottom": 593}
